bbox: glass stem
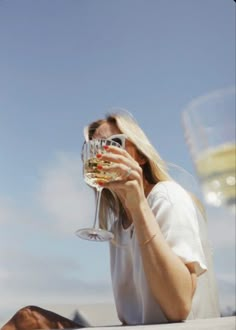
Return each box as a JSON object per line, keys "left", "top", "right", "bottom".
{"left": 92, "top": 187, "right": 103, "bottom": 229}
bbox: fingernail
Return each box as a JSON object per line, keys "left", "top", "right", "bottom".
{"left": 97, "top": 165, "right": 103, "bottom": 170}
{"left": 103, "top": 145, "right": 109, "bottom": 150}
{"left": 96, "top": 153, "right": 102, "bottom": 158}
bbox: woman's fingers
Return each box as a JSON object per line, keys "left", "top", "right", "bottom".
{"left": 95, "top": 146, "right": 143, "bottom": 185}
{"left": 97, "top": 163, "right": 142, "bottom": 185}
{"left": 97, "top": 151, "right": 139, "bottom": 170}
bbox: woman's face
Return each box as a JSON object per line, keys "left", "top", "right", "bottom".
{"left": 92, "top": 122, "right": 144, "bottom": 164}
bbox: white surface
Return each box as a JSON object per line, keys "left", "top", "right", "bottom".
{"left": 89, "top": 317, "right": 235, "bottom": 330}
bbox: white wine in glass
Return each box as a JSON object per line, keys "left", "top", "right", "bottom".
{"left": 182, "top": 86, "right": 236, "bottom": 213}
{"left": 195, "top": 142, "right": 236, "bottom": 211}
{"left": 84, "top": 158, "right": 117, "bottom": 188}
{"left": 76, "top": 139, "right": 122, "bottom": 242}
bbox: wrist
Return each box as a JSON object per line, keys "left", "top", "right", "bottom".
{"left": 129, "top": 197, "right": 148, "bottom": 214}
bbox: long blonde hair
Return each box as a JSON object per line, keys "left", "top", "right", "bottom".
{"left": 84, "top": 111, "right": 205, "bottom": 230}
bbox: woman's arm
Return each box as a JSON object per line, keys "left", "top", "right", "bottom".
{"left": 130, "top": 198, "right": 197, "bottom": 322}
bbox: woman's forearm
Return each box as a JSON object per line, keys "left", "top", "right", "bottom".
{"left": 130, "top": 199, "right": 196, "bottom": 322}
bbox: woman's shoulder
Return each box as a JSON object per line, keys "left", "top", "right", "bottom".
{"left": 147, "top": 181, "right": 193, "bottom": 206}
{"left": 148, "top": 181, "right": 206, "bottom": 230}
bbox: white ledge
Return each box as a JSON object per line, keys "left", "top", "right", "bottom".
{"left": 86, "top": 317, "right": 236, "bottom": 330}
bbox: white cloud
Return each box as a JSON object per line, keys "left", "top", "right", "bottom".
{"left": 0, "top": 197, "right": 19, "bottom": 224}
{"left": 0, "top": 247, "right": 111, "bottom": 298}
{"left": 37, "top": 151, "right": 95, "bottom": 235}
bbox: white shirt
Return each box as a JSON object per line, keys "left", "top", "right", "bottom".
{"left": 109, "top": 181, "right": 220, "bottom": 325}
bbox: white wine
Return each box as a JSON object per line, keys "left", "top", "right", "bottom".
{"left": 196, "top": 143, "right": 236, "bottom": 212}
{"left": 84, "top": 158, "right": 118, "bottom": 188}
{"left": 77, "top": 139, "right": 123, "bottom": 243}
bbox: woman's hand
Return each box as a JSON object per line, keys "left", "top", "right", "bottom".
{"left": 96, "top": 145, "right": 146, "bottom": 210}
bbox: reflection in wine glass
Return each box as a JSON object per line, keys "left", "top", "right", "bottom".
{"left": 75, "top": 139, "right": 122, "bottom": 242}
{"left": 182, "top": 86, "right": 236, "bottom": 213}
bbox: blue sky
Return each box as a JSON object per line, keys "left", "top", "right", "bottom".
{"left": 0, "top": 0, "right": 235, "bottom": 324}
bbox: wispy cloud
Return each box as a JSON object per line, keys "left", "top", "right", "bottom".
{"left": 36, "top": 151, "right": 95, "bottom": 234}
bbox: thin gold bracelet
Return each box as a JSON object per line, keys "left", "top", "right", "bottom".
{"left": 141, "top": 232, "right": 157, "bottom": 246}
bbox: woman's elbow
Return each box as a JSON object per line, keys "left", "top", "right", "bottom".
{"left": 167, "top": 300, "right": 192, "bottom": 322}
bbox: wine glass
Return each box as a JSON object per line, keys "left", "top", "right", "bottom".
{"left": 182, "top": 86, "right": 236, "bottom": 213}
{"left": 75, "top": 139, "right": 122, "bottom": 242}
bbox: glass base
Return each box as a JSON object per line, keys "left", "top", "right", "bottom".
{"left": 75, "top": 228, "right": 114, "bottom": 242}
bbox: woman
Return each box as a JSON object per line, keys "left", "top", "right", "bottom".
{"left": 2, "top": 111, "right": 220, "bottom": 329}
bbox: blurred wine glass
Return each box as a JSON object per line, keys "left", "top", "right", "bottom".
{"left": 182, "top": 86, "right": 236, "bottom": 213}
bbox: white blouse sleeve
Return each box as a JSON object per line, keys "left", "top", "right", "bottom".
{"left": 150, "top": 191, "right": 207, "bottom": 276}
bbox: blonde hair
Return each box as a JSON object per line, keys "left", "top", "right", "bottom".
{"left": 84, "top": 111, "right": 205, "bottom": 231}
